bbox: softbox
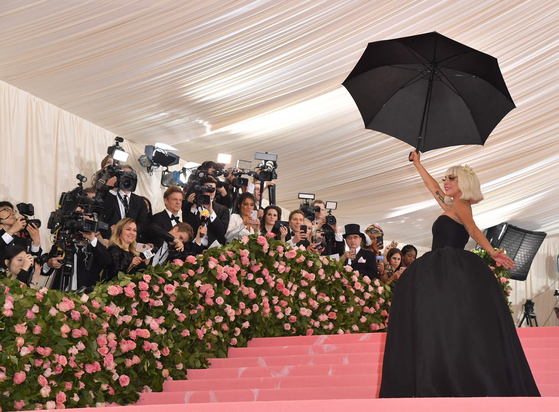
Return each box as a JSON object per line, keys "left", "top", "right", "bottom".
{"left": 483, "top": 223, "right": 547, "bottom": 281}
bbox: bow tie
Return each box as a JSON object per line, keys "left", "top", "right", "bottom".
{"left": 171, "top": 215, "right": 180, "bottom": 223}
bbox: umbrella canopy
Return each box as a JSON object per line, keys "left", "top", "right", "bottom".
{"left": 342, "top": 32, "right": 515, "bottom": 152}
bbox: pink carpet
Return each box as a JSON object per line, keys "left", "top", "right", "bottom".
{"left": 100, "top": 327, "right": 559, "bottom": 412}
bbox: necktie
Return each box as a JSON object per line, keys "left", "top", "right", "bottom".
{"left": 118, "top": 193, "right": 129, "bottom": 217}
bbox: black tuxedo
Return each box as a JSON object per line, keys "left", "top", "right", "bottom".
{"left": 182, "top": 201, "right": 230, "bottom": 249}
{"left": 344, "top": 248, "right": 379, "bottom": 280}
{"left": 43, "top": 241, "right": 112, "bottom": 290}
{"left": 100, "top": 191, "right": 149, "bottom": 239}
{"left": 285, "top": 231, "right": 311, "bottom": 248}
{"left": 150, "top": 210, "right": 178, "bottom": 232}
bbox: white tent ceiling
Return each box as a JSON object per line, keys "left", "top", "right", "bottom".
{"left": 1, "top": 0, "right": 558, "bottom": 247}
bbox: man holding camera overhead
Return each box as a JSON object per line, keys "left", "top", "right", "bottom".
{"left": 182, "top": 175, "right": 230, "bottom": 250}
{"left": 99, "top": 164, "right": 149, "bottom": 241}
{"left": 0, "top": 201, "right": 42, "bottom": 262}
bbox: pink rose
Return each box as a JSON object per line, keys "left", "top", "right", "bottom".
{"left": 38, "top": 374, "right": 48, "bottom": 387}
{"left": 186, "top": 255, "right": 197, "bottom": 264}
{"left": 14, "top": 400, "right": 25, "bottom": 410}
{"left": 215, "top": 296, "right": 224, "bottom": 305}
{"left": 56, "top": 391, "right": 67, "bottom": 404}
{"left": 14, "top": 371, "right": 26, "bottom": 384}
{"left": 230, "top": 338, "right": 237, "bottom": 345}
{"left": 60, "top": 324, "right": 71, "bottom": 334}
{"left": 25, "top": 309, "right": 34, "bottom": 319}
{"left": 15, "top": 323, "right": 27, "bottom": 334}
{"left": 306, "top": 329, "right": 314, "bottom": 336}
{"left": 107, "top": 285, "right": 121, "bottom": 296}
{"left": 500, "top": 277, "right": 506, "bottom": 283}
{"left": 164, "top": 284, "right": 176, "bottom": 295}
{"left": 173, "top": 259, "right": 184, "bottom": 266}
{"left": 118, "top": 375, "right": 130, "bottom": 387}
{"left": 285, "top": 250, "right": 297, "bottom": 259}
{"left": 181, "top": 329, "right": 190, "bottom": 337}
{"left": 257, "top": 236, "right": 268, "bottom": 246}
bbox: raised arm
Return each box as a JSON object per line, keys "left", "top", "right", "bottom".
{"left": 409, "top": 151, "right": 451, "bottom": 212}
{"left": 452, "top": 200, "right": 515, "bottom": 270}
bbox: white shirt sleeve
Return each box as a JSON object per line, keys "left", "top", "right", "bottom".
{"left": 225, "top": 214, "right": 251, "bottom": 244}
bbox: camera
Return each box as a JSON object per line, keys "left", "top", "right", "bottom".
{"left": 298, "top": 193, "right": 319, "bottom": 221}
{"left": 324, "top": 201, "right": 338, "bottom": 226}
{"left": 47, "top": 175, "right": 108, "bottom": 236}
{"left": 192, "top": 184, "right": 215, "bottom": 206}
{"left": 93, "top": 165, "right": 138, "bottom": 192}
{"left": 16, "top": 203, "right": 42, "bottom": 229}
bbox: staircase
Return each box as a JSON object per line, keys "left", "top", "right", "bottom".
{"left": 115, "top": 327, "right": 559, "bottom": 412}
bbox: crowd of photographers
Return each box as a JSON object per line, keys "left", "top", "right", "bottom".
{"left": 0, "top": 156, "right": 418, "bottom": 293}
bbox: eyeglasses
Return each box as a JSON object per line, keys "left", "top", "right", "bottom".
{"left": 0, "top": 207, "right": 15, "bottom": 215}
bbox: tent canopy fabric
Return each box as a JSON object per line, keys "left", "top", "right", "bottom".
{"left": 1, "top": 0, "right": 559, "bottom": 248}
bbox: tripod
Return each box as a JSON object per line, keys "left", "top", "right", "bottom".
{"left": 518, "top": 299, "right": 538, "bottom": 327}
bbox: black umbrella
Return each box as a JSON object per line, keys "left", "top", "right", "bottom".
{"left": 342, "top": 32, "right": 515, "bottom": 152}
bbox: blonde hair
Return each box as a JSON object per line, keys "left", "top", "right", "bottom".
{"left": 110, "top": 218, "right": 140, "bottom": 256}
{"left": 444, "top": 164, "right": 484, "bottom": 204}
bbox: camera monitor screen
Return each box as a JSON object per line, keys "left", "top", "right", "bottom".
{"left": 255, "top": 152, "right": 278, "bottom": 162}
{"left": 236, "top": 160, "right": 252, "bottom": 170}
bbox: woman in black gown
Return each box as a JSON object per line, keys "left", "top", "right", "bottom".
{"left": 379, "top": 153, "right": 540, "bottom": 398}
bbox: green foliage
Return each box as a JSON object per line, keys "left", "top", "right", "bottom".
{"left": 0, "top": 234, "right": 392, "bottom": 410}
{"left": 472, "top": 248, "right": 514, "bottom": 311}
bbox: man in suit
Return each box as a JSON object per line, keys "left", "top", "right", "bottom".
{"left": 100, "top": 164, "right": 149, "bottom": 241}
{"left": 182, "top": 176, "right": 230, "bottom": 251}
{"left": 43, "top": 229, "right": 112, "bottom": 291}
{"left": 341, "top": 223, "right": 379, "bottom": 280}
{"left": 150, "top": 186, "right": 183, "bottom": 232}
{"left": 147, "top": 222, "right": 204, "bottom": 266}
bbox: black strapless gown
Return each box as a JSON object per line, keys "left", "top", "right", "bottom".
{"left": 379, "top": 215, "right": 540, "bottom": 397}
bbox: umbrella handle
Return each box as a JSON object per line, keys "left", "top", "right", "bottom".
{"left": 408, "top": 149, "right": 420, "bottom": 162}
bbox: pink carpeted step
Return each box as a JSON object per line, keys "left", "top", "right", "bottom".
{"left": 516, "top": 327, "right": 559, "bottom": 338}
{"left": 186, "top": 362, "right": 381, "bottom": 380}
{"left": 166, "top": 371, "right": 558, "bottom": 392}
{"left": 208, "top": 351, "right": 384, "bottom": 368}
{"left": 164, "top": 373, "right": 381, "bottom": 392}
{"left": 95, "top": 397, "right": 559, "bottom": 412}
{"left": 136, "top": 385, "right": 377, "bottom": 404}
{"left": 227, "top": 341, "right": 384, "bottom": 358}
{"left": 516, "top": 337, "right": 559, "bottom": 348}
{"left": 247, "top": 332, "right": 386, "bottom": 347}
{"left": 528, "top": 359, "right": 559, "bottom": 371}
{"left": 524, "top": 347, "right": 559, "bottom": 359}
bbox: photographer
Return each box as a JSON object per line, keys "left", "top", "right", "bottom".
{"left": 0, "top": 201, "right": 42, "bottom": 262}
{"left": 309, "top": 200, "right": 345, "bottom": 258}
{"left": 225, "top": 192, "right": 259, "bottom": 243}
{"left": 99, "top": 164, "right": 149, "bottom": 241}
{"left": 1, "top": 245, "right": 39, "bottom": 286}
{"left": 259, "top": 205, "right": 288, "bottom": 241}
{"left": 341, "top": 224, "right": 379, "bottom": 280}
{"left": 285, "top": 210, "right": 310, "bottom": 248}
{"left": 148, "top": 222, "right": 202, "bottom": 266}
{"left": 43, "top": 227, "right": 111, "bottom": 291}
{"left": 182, "top": 175, "right": 230, "bottom": 250}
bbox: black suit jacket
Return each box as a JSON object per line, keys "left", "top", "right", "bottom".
{"left": 0, "top": 229, "right": 42, "bottom": 262}
{"left": 150, "top": 210, "right": 176, "bottom": 232}
{"left": 44, "top": 241, "right": 112, "bottom": 290}
{"left": 344, "top": 248, "right": 379, "bottom": 280}
{"left": 100, "top": 192, "right": 149, "bottom": 239}
{"left": 182, "top": 201, "right": 230, "bottom": 248}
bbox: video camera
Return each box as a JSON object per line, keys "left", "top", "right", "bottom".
{"left": 93, "top": 164, "right": 138, "bottom": 192}
{"left": 299, "top": 193, "right": 319, "bottom": 221}
{"left": 255, "top": 152, "right": 278, "bottom": 182}
{"left": 47, "top": 175, "right": 108, "bottom": 237}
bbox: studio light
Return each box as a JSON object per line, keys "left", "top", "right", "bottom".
{"left": 139, "top": 144, "right": 180, "bottom": 174}
{"left": 161, "top": 168, "right": 182, "bottom": 187}
{"left": 217, "top": 153, "right": 232, "bottom": 164}
{"left": 107, "top": 136, "right": 130, "bottom": 163}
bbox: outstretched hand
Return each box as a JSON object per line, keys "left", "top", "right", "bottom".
{"left": 491, "top": 249, "right": 516, "bottom": 270}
